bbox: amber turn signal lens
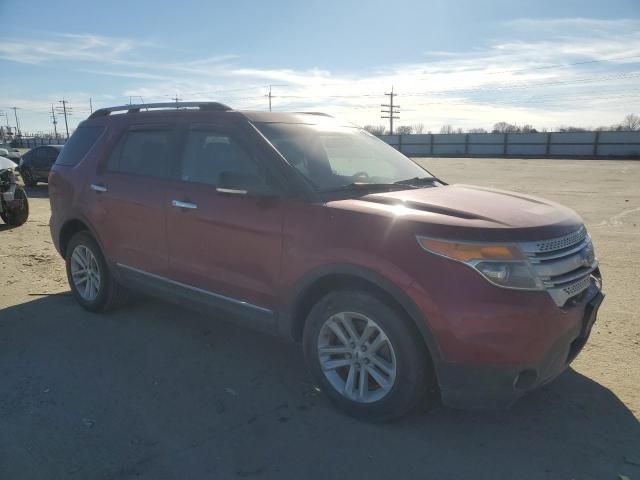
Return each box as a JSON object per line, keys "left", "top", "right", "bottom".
{"left": 417, "top": 238, "right": 523, "bottom": 262}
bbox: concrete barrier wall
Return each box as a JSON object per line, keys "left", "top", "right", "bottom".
{"left": 380, "top": 131, "right": 640, "bottom": 158}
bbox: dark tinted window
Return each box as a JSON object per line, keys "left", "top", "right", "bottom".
{"left": 47, "top": 148, "right": 59, "bottom": 161}
{"left": 107, "top": 130, "right": 172, "bottom": 178}
{"left": 55, "top": 126, "right": 104, "bottom": 166}
{"left": 180, "top": 130, "right": 266, "bottom": 190}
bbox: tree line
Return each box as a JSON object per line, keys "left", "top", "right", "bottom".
{"left": 364, "top": 113, "right": 640, "bottom": 135}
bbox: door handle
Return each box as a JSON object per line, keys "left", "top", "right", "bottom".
{"left": 216, "top": 187, "right": 247, "bottom": 195}
{"left": 90, "top": 183, "right": 107, "bottom": 193}
{"left": 171, "top": 200, "right": 198, "bottom": 209}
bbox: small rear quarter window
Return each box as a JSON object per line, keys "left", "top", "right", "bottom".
{"left": 55, "top": 126, "right": 105, "bottom": 166}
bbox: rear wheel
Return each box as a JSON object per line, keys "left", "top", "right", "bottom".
{"left": 65, "top": 231, "right": 129, "bottom": 312}
{"left": 303, "top": 289, "right": 433, "bottom": 421}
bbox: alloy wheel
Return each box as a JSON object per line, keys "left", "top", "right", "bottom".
{"left": 317, "top": 312, "right": 397, "bottom": 403}
{"left": 70, "top": 245, "right": 101, "bottom": 301}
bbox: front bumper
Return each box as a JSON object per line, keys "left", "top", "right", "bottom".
{"left": 437, "top": 286, "right": 604, "bottom": 410}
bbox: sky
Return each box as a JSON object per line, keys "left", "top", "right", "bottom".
{"left": 0, "top": 0, "right": 639, "bottom": 135}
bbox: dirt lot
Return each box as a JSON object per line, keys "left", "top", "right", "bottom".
{"left": 1, "top": 158, "right": 639, "bottom": 479}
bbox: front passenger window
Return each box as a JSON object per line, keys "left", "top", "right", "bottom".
{"left": 180, "top": 130, "right": 270, "bottom": 193}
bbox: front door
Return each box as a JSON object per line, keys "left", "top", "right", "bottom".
{"left": 165, "top": 125, "right": 285, "bottom": 314}
{"left": 32, "top": 147, "right": 49, "bottom": 180}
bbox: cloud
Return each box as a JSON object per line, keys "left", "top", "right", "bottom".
{"left": 0, "top": 33, "right": 149, "bottom": 65}
{"left": 4, "top": 18, "right": 640, "bottom": 133}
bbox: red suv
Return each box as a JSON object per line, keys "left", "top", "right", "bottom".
{"left": 49, "top": 102, "right": 604, "bottom": 420}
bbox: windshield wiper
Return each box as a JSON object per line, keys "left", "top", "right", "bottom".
{"left": 394, "top": 176, "right": 447, "bottom": 186}
{"left": 318, "top": 182, "right": 418, "bottom": 194}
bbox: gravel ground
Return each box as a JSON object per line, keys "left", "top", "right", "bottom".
{"left": 0, "top": 158, "right": 638, "bottom": 480}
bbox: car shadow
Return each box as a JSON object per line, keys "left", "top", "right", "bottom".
{"left": 0, "top": 294, "right": 638, "bottom": 479}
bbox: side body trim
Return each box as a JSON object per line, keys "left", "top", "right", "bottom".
{"left": 116, "top": 263, "right": 277, "bottom": 332}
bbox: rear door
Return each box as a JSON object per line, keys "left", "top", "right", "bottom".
{"left": 165, "top": 122, "right": 285, "bottom": 316}
{"left": 85, "top": 122, "right": 179, "bottom": 277}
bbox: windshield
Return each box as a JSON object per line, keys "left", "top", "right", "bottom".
{"left": 254, "top": 121, "right": 430, "bottom": 191}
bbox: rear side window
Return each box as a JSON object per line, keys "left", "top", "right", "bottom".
{"left": 55, "top": 126, "right": 104, "bottom": 166}
{"left": 107, "top": 129, "right": 172, "bottom": 178}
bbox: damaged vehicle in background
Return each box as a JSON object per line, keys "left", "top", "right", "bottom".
{"left": 0, "top": 155, "right": 29, "bottom": 226}
{"left": 0, "top": 147, "right": 21, "bottom": 162}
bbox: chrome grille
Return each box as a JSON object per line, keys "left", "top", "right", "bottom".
{"left": 520, "top": 226, "right": 597, "bottom": 307}
{"left": 522, "top": 226, "right": 587, "bottom": 254}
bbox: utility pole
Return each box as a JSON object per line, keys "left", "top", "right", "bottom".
{"left": 57, "top": 99, "right": 71, "bottom": 140}
{"left": 50, "top": 104, "right": 59, "bottom": 139}
{"left": 0, "top": 112, "right": 7, "bottom": 141}
{"left": 265, "top": 84, "right": 287, "bottom": 111}
{"left": 11, "top": 107, "right": 21, "bottom": 136}
{"left": 172, "top": 94, "right": 182, "bottom": 108}
{"left": 381, "top": 86, "right": 400, "bottom": 135}
{"left": 89, "top": 97, "right": 93, "bottom": 114}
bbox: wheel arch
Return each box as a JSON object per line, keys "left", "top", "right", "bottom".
{"left": 282, "top": 264, "right": 443, "bottom": 367}
{"left": 58, "top": 218, "right": 100, "bottom": 259}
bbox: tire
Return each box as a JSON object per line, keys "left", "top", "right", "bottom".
{"left": 303, "top": 289, "right": 433, "bottom": 421}
{"left": 3, "top": 186, "right": 29, "bottom": 226}
{"left": 65, "top": 231, "right": 129, "bottom": 312}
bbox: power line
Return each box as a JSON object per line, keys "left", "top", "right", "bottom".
{"left": 487, "top": 54, "right": 640, "bottom": 75}
{"left": 381, "top": 86, "right": 400, "bottom": 135}
{"left": 270, "top": 71, "right": 640, "bottom": 100}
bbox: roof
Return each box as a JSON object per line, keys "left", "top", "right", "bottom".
{"left": 84, "top": 102, "right": 335, "bottom": 126}
{"left": 237, "top": 111, "right": 334, "bottom": 123}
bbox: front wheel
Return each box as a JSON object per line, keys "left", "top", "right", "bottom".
{"left": 2, "top": 186, "right": 29, "bottom": 226}
{"left": 303, "top": 289, "right": 434, "bottom": 421}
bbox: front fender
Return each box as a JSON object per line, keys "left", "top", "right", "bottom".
{"left": 279, "top": 261, "right": 444, "bottom": 365}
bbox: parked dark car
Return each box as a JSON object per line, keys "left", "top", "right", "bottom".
{"left": 19, "top": 145, "right": 63, "bottom": 186}
{"left": 48, "top": 102, "right": 604, "bottom": 421}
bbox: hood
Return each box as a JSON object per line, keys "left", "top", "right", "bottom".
{"left": 0, "top": 156, "right": 17, "bottom": 170}
{"left": 327, "top": 184, "right": 583, "bottom": 241}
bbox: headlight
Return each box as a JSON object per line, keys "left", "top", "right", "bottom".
{"left": 416, "top": 237, "right": 543, "bottom": 290}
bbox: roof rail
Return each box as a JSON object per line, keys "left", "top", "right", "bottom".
{"left": 89, "top": 102, "right": 232, "bottom": 119}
